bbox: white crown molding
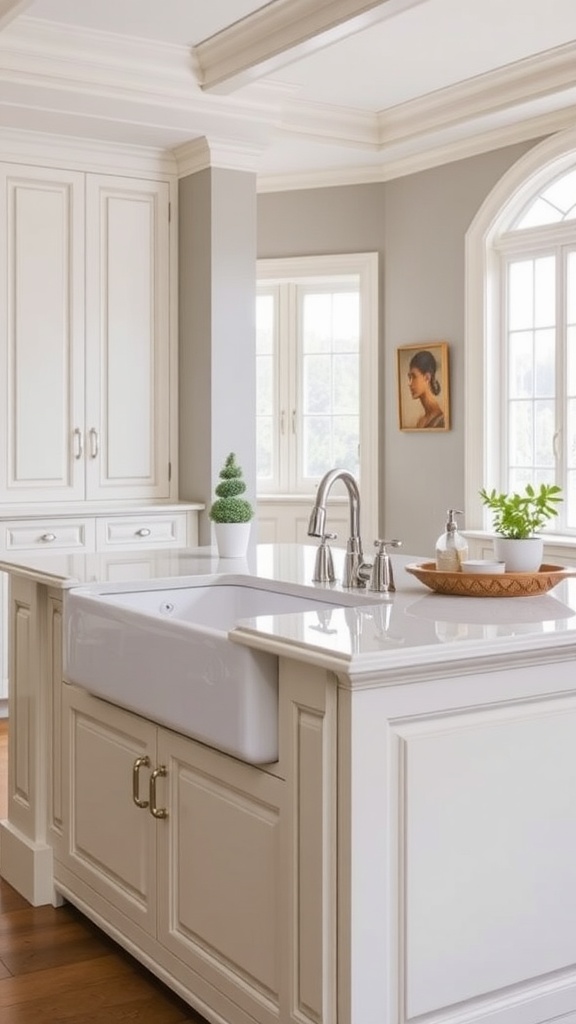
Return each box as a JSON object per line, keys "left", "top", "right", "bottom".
{"left": 0, "top": 125, "right": 178, "bottom": 176}
{"left": 256, "top": 104, "right": 576, "bottom": 192}
{"left": 0, "top": 13, "right": 575, "bottom": 193}
{"left": 173, "top": 137, "right": 265, "bottom": 178}
{"left": 376, "top": 39, "right": 576, "bottom": 146}
{"left": 2, "top": 17, "right": 282, "bottom": 125}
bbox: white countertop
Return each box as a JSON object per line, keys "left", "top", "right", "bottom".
{"left": 2, "top": 543, "right": 576, "bottom": 678}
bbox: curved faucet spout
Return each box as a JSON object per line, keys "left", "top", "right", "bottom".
{"left": 308, "top": 469, "right": 366, "bottom": 587}
{"left": 308, "top": 468, "right": 361, "bottom": 541}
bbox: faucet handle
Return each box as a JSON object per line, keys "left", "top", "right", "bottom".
{"left": 312, "top": 533, "right": 337, "bottom": 583}
{"left": 369, "top": 539, "right": 402, "bottom": 593}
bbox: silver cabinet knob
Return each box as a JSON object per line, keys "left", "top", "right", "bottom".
{"left": 136, "top": 528, "right": 151, "bottom": 537}
{"left": 41, "top": 533, "right": 56, "bottom": 542}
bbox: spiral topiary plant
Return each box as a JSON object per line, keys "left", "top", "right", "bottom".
{"left": 209, "top": 452, "right": 254, "bottom": 524}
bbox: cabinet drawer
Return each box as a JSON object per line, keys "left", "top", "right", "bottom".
{"left": 96, "top": 513, "right": 188, "bottom": 550}
{"left": 1, "top": 518, "right": 95, "bottom": 552}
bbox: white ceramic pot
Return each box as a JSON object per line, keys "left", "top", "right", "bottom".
{"left": 492, "top": 536, "right": 544, "bottom": 573}
{"left": 214, "top": 521, "right": 252, "bottom": 558}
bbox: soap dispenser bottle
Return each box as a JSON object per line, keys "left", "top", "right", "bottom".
{"left": 435, "top": 509, "right": 468, "bottom": 571}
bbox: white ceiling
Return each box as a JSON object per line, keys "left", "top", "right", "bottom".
{"left": 0, "top": 0, "right": 575, "bottom": 187}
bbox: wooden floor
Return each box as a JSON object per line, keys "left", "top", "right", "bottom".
{"left": 0, "top": 720, "right": 209, "bottom": 1023}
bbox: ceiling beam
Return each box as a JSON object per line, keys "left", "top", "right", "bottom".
{"left": 194, "top": 0, "right": 430, "bottom": 94}
{"left": 0, "top": 0, "right": 34, "bottom": 31}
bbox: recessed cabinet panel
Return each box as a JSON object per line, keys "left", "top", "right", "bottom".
{"left": 64, "top": 686, "right": 158, "bottom": 934}
{"left": 402, "top": 703, "right": 576, "bottom": 1017}
{"left": 85, "top": 176, "right": 171, "bottom": 500}
{"left": 0, "top": 167, "right": 85, "bottom": 502}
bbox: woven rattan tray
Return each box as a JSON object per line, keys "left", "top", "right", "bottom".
{"left": 405, "top": 562, "right": 575, "bottom": 597}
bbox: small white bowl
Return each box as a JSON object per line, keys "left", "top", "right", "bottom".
{"left": 461, "top": 559, "right": 506, "bottom": 575}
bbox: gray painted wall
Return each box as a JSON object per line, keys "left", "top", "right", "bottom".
{"left": 257, "top": 141, "right": 539, "bottom": 556}
{"left": 179, "top": 167, "right": 257, "bottom": 543}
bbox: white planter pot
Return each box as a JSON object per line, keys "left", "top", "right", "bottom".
{"left": 492, "top": 536, "right": 544, "bottom": 573}
{"left": 214, "top": 521, "right": 252, "bottom": 558}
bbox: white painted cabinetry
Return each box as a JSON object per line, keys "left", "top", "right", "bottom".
{"left": 0, "top": 162, "right": 173, "bottom": 504}
{"left": 60, "top": 684, "right": 285, "bottom": 1024}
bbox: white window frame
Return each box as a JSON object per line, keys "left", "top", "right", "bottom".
{"left": 465, "top": 127, "right": 576, "bottom": 540}
{"left": 257, "top": 252, "right": 379, "bottom": 542}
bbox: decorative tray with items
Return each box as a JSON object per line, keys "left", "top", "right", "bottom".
{"left": 405, "top": 562, "right": 575, "bottom": 598}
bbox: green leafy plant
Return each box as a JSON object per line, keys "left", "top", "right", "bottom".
{"left": 209, "top": 452, "right": 254, "bottom": 524}
{"left": 479, "top": 483, "right": 562, "bottom": 539}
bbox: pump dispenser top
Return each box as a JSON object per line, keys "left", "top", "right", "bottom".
{"left": 435, "top": 509, "right": 468, "bottom": 571}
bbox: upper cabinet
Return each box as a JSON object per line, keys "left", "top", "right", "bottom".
{"left": 0, "top": 163, "right": 174, "bottom": 504}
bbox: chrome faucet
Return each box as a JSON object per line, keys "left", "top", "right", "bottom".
{"left": 308, "top": 469, "right": 369, "bottom": 588}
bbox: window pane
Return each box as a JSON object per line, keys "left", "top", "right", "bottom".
{"left": 508, "top": 261, "right": 533, "bottom": 330}
{"left": 303, "top": 416, "right": 332, "bottom": 477}
{"left": 256, "top": 294, "right": 274, "bottom": 353}
{"left": 541, "top": 169, "right": 576, "bottom": 216}
{"left": 333, "top": 354, "right": 359, "bottom": 413}
{"left": 534, "top": 257, "right": 555, "bottom": 328}
{"left": 508, "top": 401, "right": 533, "bottom": 466}
{"left": 302, "top": 294, "right": 333, "bottom": 353}
{"left": 332, "top": 416, "right": 359, "bottom": 474}
{"left": 256, "top": 355, "right": 273, "bottom": 415}
{"left": 303, "top": 354, "right": 331, "bottom": 413}
{"left": 299, "top": 285, "right": 360, "bottom": 485}
{"left": 509, "top": 331, "right": 533, "bottom": 398}
{"left": 534, "top": 329, "right": 555, "bottom": 397}
{"left": 257, "top": 417, "right": 273, "bottom": 479}
{"left": 514, "top": 167, "right": 576, "bottom": 228}
{"left": 534, "top": 400, "right": 555, "bottom": 466}
{"left": 256, "top": 291, "right": 277, "bottom": 486}
{"left": 332, "top": 293, "right": 359, "bottom": 352}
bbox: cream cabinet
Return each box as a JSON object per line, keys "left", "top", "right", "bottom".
{"left": 60, "top": 683, "right": 285, "bottom": 1024}
{"left": 0, "top": 163, "right": 173, "bottom": 505}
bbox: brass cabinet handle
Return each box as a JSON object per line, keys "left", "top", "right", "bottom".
{"left": 132, "top": 755, "right": 150, "bottom": 808}
{"left": 149, "top": 765, "right": 168, "bottom": 819}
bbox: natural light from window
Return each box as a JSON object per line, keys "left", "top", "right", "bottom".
{"left": 497, "top": 163, "right": 576, "bottom": 531}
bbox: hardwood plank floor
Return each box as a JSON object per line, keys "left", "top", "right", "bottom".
{"left": 0, "top": 720, "right": 210, "bottom": 1023}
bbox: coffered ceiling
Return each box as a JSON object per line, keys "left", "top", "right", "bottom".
{"left": 0, "top": 0, "right": 575, "bottom": 188}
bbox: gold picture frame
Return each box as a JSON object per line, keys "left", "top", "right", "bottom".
{"left": 397, "top": 342, "right": 450, "bottom": 432}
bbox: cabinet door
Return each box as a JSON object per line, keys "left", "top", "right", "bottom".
{"left": 157, "top": 728, "right": 284, "bottom": 1024}
{"left": 61, "top": 684, "right": 158, "bottom": 936}
{"left": 0, "top": 165, "right": 85, "bottom": 502}
{"left": 84, "top": 175, "right": 171, "bottom": 500}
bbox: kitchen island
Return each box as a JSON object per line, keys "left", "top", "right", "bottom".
{"left": 1, "top": 543, "right": 576, "bottom": 1024}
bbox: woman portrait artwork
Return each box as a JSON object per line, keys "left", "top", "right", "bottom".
{"left": 397, "top": 342, "right": 450, "bottom": 431}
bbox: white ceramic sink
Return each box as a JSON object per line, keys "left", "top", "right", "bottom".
{"left": 64, "top": 577, "right": 370, "bottom": 764}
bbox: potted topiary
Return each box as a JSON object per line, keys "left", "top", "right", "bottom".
{"left": 209, "top": 452, "right": 254, "bottom": 557}
{"left": 479, "top": 483, "right": 562, "bottom": 571}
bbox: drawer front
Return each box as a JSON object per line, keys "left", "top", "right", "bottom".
{"left": 1, "top": 518, "right": 95, "bottom": 552}
{"left": 96, "top": 513, "right": 188, "bottom": 550}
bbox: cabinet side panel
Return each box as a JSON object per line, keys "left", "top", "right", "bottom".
{"left": 280, "top": 660, "right": 337, "bottom": 1024}
{"left": 401, "top": 701, "right": 576, "bottom": 1017}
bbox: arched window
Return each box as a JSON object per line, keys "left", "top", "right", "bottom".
{"left": 465, "top": 129, "right": 576, "bottom": 542}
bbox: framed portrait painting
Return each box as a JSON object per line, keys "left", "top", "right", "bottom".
{"left": 396, "top": 342, "right": 450, "bottom": 432}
